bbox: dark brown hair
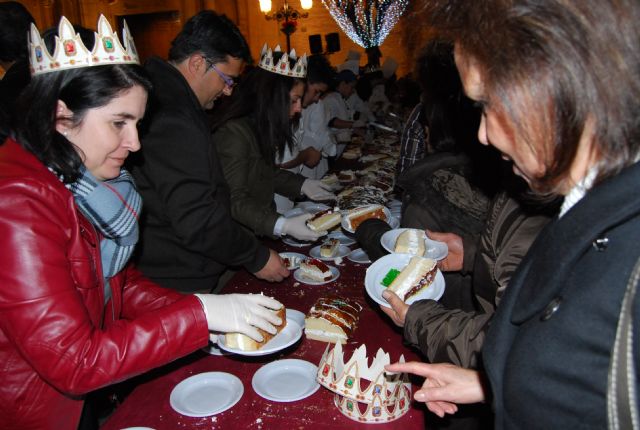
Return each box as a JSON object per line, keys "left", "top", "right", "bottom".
{"left": 420, "top": 0, "right": 640, "bottom": 194}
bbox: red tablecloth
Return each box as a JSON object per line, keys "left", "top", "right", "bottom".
{"left": 102, "top": 237, "right": 429, "bottom": 430}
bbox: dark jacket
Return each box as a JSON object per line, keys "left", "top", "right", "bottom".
{"left": 404, "top": 191, "right": 553, "bottom": 368}
{"left": 484, "top": 162, "right": 640, "bottom": 429}
{"left": 0, "top": 138, "right": 208, "bottom": 429}
{"left": 213, "top": 116, "right": 306, "bottom": 238}
{"left": 130, "top": 58, "right": 269, "bottom": 291}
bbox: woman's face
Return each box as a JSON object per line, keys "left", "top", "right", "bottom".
{"left": 455, "top": 48, "right": 545, "bottom": 186}
{"left": 60, "top": 85, "right": 147, "bottom": 181}
{"left": 289, "top": 81, "right": 305, "bottom": 118}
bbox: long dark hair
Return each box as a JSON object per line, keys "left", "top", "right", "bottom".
{"left": 14, "top": 64, "right": 151, "bottom": 183}
{"left": 211, "top": 64, "right": 304, "bottom": 163}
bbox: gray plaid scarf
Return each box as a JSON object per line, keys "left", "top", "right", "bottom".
{"left": 67, "top": 167, "right": 141, "bottom": 303}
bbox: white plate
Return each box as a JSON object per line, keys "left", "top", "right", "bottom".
{"left": 252, "top": 359, "right": 320, "bottom": 402}
{"left": 365, "top": 253, "right": 445, "bottom": 308}
{"left": 217, "top": 319, "right": 302, "bottom": 356}
{"left": 309, "top": 244, "right": 351, "bottom": 260}
{"left": 327, "top": 231, "right": 357, "bottom": 246}
{"left": 293, "top": 265, "right": 340, "bottom": 285}
{"left": 282, "top": 237, "right": 315, "bottom": 247}
{"left": 347, "top": 248, "right": 371, "bottom": 264}
{"left": 283, "top": 207, "right": 306, "bottom": 218}
{"left": 380, "top": 228, "right": 449, "bottom": 261}
{"left": 389, "top": 215, "right": 400, "bottom": 229}
{"left": 169, "top": 372, "right": 243, "bottom": 417}
{"left": 341, "top": 206, "right": 393, "bottom": 233}
{"left": 286, "top": 308, "right": 306, "bottom": 327}
{"left": 295, "top": 202, "right": 331, "bottom": 214}
{"left": 202, "top": 341, "right": 227, "bottom": 356}
{"left": 279, "top": 252, "right": 307, "bottom": 269}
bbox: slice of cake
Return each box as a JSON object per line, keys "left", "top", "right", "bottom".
{"left": 305, "top": 296, "right": 363, "bottom": 344}
{"left": 299, "top": 258, "right": 333, "bottom": 281}
{"left": 346, "top": 204, "right": 387, "bottom": 230}
{"left": 387, "top": 256, "right": 438, "bottom": 302}
{"left": 394, "top": 229, "right": 426, "bottom": 256}
{"left": 224, "top": 307, "right": 287, "bottom": 351}
{"left": 306, "top": 209, "right": 341, "bottom": 231}
{"left": 320, "top": 238, "right": 340, "bottom": 258}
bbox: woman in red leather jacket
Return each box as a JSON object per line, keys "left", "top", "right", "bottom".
{"left": 0, "top": 16, "right": 282, "bottom": 430}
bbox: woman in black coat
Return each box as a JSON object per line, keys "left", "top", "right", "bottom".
{"left": 386, "top": 0, "right": 640, "bottom": 428}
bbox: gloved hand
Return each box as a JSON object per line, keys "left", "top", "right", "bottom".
{"left": 195, "top": 293, "right": 283, "bottom": 342}
{"left": 352, "top": 118, "right": 367, "bottom": 128}
{"left": 301, "top": 179, "right": 336, "bottom": 201}
{"left": 281, "top": 213, "right": 326, "bottom": 241}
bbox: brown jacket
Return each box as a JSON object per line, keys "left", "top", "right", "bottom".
{"left": 403, "top": 191, "right": 554, "bottom": 368}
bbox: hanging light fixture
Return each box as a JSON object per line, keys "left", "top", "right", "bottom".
{"left": 300, "top": 0, "right": 313, "bottom": 9}
{"left": 259, "top": 0, "right": 272, "bottom": 13}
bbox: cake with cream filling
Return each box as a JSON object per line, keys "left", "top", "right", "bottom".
{"left": 346, "top": 204, "right": 387, "bottom": 230}
{"left": 307, "top": 209, "right": 341, "bottom": 231}
{"left": 387, "top": 256, "right": 437, "bottom": 302}
{"left": 320, "top": 238, "right": 340, "bottom": 257}
{"left": 394, "top": 229, "right": 426, "bottom": 256}
{"left": 299, "top": 258, "right": 333, "bottom": 281}
{"left": 305, "top": 296, "right": 362, "bottom": 344}
{"left": 225, "top": 307, "right": 287, "bottom": 351}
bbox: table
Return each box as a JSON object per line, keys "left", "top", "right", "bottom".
{"left": 101, "top": 238, "right": 430, "bottom": 430}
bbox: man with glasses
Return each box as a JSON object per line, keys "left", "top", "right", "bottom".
{"left": 130, "top": 10, "right": 290, "bottom": 293}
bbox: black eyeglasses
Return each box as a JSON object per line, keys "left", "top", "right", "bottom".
{"left": 203, "top": 57, "right": 238, "bottom": 89}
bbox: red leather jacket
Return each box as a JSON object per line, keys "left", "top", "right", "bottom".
{"left": 0, "top": 139, "right": 209, "bottom": 430}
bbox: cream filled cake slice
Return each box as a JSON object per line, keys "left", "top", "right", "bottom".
{"left": 224, "top": 307, "right": 287, "bottom": 351}
{"left": 304, "top": 296, "right": 363, "bottom": 344}
{"left": 320, "top": 238, "right": 340, "bottom": 257}
{"left": 394, "top": 229, "right": 426, "bottom": 256}
{"left": 299, "top": 258, "right": 333, "bottom": 281}
{"left": 306, "top": 209, "right": 341, "bottom": 231}
{"left": 346, "top": 204, "right": 387, "bottom": 230}
{"left": 387, "top": 256, "right": 438, "bottom": 302}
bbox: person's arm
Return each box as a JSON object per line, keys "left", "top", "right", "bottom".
{"left": 139, "top": 112, "right": 269, "bottom": 273}
{"left": 397, "top": 104, "right": 426, "bottom": 176}
{"left": 278, "top": 147, "right": 322, "bottom": 169}
{"left": 0, "top": 182, "right": 209, "bottom": 395}
{"left": 214, "top": 121, "right": 287, "bottom": 237}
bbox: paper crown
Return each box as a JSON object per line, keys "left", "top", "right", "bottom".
{"left": 29, "top": 15, "right": 139, "bottom": 76}
{"left": 316, "top": 343, "right": 411, "bottom": 423}
{"left": 258, "top": 43, "right": 307, "bottom": 78}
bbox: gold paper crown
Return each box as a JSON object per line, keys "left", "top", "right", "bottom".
{"left": 316, "top": 343, "right": 411, "bottom": 423}
{"left": 29, "top": 15, "right": 139, "bottom": 76}
{"left": 258, "top": 43, "right": 307, "bottom": 78}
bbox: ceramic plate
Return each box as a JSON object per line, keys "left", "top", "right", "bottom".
{"left": 285, "top": 308, "right": 305, "bottom": 327}
{"left": 283, "top": 207, "right": 306, "bottom": 218}
{"left": 282, "top": 237, "right": 315, "bottom": 248}
{"left": 295, "top": 202, "right": 331, "bottom": 214}
{"left": 309, "top": 244, "right": 351, "bottom": 261}
{"left": 365, "top": 253, "right": 445, "bottom": 308}
{"left": 327, "top": 231, "right": 357, "bottom": 246}
{"left": 252, "top": 359, "right": 320, "bottom": 402}
{"left": 341, "top": 206, "right": 393, "bottom": 234}
{"left": 170, "top": 372, "right": 243, "bottom": 417}
{"left": 380, "top": 228, "right": 448, "bottom": 261}
{"left": 279, "top": 252, "right": 307, "bottom": 269}
{"left": 217, "top": 319, "right": 302, "bottom": 356}
{"left": 347, "top": 248, "right": 371, "bottom": 264}
{"left": 293, "top": 265, "right": 340, "bottom": 285}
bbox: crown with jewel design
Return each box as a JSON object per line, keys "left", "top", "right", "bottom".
{"left": 29, "top": 15, "right": 139, "bottom": 76}
{"left": 316, "top": 343, "right": 411, "bottom": 423}
{"left": 258, "top": 43, "right": 307, "bottom": 78}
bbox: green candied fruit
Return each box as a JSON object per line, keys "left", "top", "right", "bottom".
{"left": 381, "top": 268, "right": 400, "bottom": 287}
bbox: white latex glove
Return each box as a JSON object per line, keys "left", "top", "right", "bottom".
{"left": 301, "top": 179, "right": 336, "bottom": 201}
{"left": 352, "top": 118, "right": 367, "bottom": 128}
{"left": 195, "top": 293, "right": 283, "bottom": 342}
{"left": 282, "top": 213, "right": 326, "bottom": 241}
